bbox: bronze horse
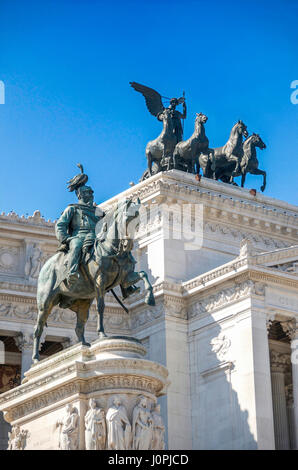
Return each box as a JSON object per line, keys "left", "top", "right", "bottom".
{"left": 145, "top": 107, "right": 176, "bottom": 177}
{"left": 172, "top": 113, "right": 209, "bottom": 174}
{"left": 215, "top": 133, "right": 267, "bottom": 191}
{"left": 199, "top": 120, "right": 248, "bottom": 180}
{"left": 32, "top": 199, "right": 155, "bottom": 362}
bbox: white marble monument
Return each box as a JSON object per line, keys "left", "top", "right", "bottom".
{"left": 1, "top": 170, "right": 298, "bottom": 450}
{"left": 0, "top": 337, "right": 168, "bottom": 450}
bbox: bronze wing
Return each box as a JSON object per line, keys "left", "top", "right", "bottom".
{"left": 130, "top": 82, "right": 164, "bottom": 117}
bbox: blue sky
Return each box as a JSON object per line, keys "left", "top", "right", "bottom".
{"left": 0, "top": 0, "right": 297, "bottom": 220}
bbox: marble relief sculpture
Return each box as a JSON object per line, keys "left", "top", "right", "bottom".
{"left": 83, "top": 396, "right": 166, "bottom": 450}
{"left": 152, "top": 404, "right": 165, "bottom": 450}
{"left": 7, "top": 425, "right": 29, "bottom": 450}
{"left": 106, "top": 396, "right": 132, "bottom": 450}
{"left": 56, "top": 404, "right": 79, "bottom": 450}
{"left": 132, "top": 396, "right": 153, "bottom": 450}
{"left": 84, "top": 398, "right": 106, "bottom": 450}
{"left": 25, "top": 243, "right": 43, "bottom": 280}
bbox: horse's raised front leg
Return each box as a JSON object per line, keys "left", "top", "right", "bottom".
{"left": 250, "top": 168, "right": 267, "bottom": 192}
{"left": 95, "top": 275, "right": 107, "bottom": 338}
{"left": 229, "top": 154, "right": 241, "bottom": 176}
{"left": 138, "top": 271, "right": 155, "bottom": 306}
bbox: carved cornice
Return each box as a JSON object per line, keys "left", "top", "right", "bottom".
{"left": 100, "top": 172, "right": 298, "bottom": 236}
{"left": 0, "top": 301, "right": 130, "bottom": 333}
{"left": 254, "top": 245, "right": 298, "bottom": 266}
{"left": 188, "top": 280, "right": 265, "bottom": 319}
{"left": 0, "top": 211, "right": 55, "bottom": 228}
{"left": 131, "top": 303, "right": 164, "bottom": 330}
{"left": 6, "top": 374, "right": 166, "bottom": 423}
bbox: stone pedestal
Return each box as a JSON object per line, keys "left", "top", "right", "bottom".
{"left": 0, "top": 337, "right": 169, "bottom": 450}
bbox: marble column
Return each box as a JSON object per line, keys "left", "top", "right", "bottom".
{"left": 285, "top": 385, "right": 295, "bottom": 450}
{"left": 270, "top": 350, "right": 290, "bottom": 450}
{"left": 14, "top": 331, "right": 45, "bottom": 378}
{"left": 14, "top": 333, "right": 34, "bottom": 378}
{"left": 281, "top": 319, "right": 298, "bottom": 449}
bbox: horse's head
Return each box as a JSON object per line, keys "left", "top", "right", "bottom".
{"left": 196, "top": 112, "right": 208, "bottom": 124}
{"left": 120, "top": 198, "right": 141, "bottom": 238}
{"left": 97, "top": 198, "right": 141, "bottom": 252}
{"left": 234, "top": 120, "right": 248, "bottom": 138}
{"left": 250, "top": 133, "right": 266, "bottom": 150}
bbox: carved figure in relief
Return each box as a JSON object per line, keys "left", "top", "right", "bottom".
{"left": 7, "top": 425, "right": 29, "bottom": 450}
{"left": 106, "top": 396, "right": 131, "bottom": 450}
{"left": 84, "top": 398, "right": 106, "bottom": 450}
{"left": 132, "top": 396, "right": 153, "bottom": 450}
{"left": 210, "top": 332, "right": 231, "bottom": 360}
{"left": 151, "top": 404, "right": 165, "bottom": 450}
{"left": 56, "top": 403, "right": 79, "bottom": 450}
{"left": 25, "top": 243, "right": 43, "bottom": 279}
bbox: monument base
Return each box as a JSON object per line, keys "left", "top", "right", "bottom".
{"left": 0, "top": 337, "right": 169, "bottom": 450}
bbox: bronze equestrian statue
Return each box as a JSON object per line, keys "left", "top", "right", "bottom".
{"left": 32, "top": 166, "right": 155, "bottom": 362}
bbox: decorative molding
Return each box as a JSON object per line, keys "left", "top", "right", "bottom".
{"left": 266, "top": 314, "right": 276, "bottom": 333}
{"left": 188, "top": 280, "right": 265, "bottom": 319}
{"left": 0, "top": 210, "right": 54, "bottom": 228}
{"left": 280, "top": 319, "right": 297, "bottom": 340}
{"left": 201, "top": 361, "right": 234, "bottom": 378}
{"left": 210, "top": 333, "right": 231, "bottom": 360}
{"left": 254, "top": 245, "right": 298, "bottom": 266}
{"left": 101, "top": 172, "right": 298, "bottom": 236}
{"left": 0, "top": 247, "right": 20, "bottom": 274}
{"left": 131, "top": 303, "right": 164, "bottom": 330}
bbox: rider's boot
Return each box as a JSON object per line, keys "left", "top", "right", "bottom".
{"left": 121, "top": 285, "right": 140, "bottom": 299}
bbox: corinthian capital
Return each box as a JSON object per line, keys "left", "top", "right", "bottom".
{"left": 14, "top": 332, "right": 34, "bottom": 352}
{"left": 280, "top": 319, "right": 297, "bottom": 341}
{"left": 14, "top": 330, "right": 45, "bottom": 352}
{"left": 270, "top": 350, "right": 291, "bottom": 372}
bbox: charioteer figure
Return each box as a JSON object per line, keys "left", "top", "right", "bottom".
{"left": 55, "top": 164, "right": 104, "bottom": 285}
{"left": 157, "top": 96, "right": 187, "bottom": 144}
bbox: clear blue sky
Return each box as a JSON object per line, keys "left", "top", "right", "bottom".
{"left": 0, "top": 0, "right": 297, "bottom": 220}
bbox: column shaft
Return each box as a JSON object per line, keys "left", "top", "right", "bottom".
{"left": 271, "top": 370, "right": 290, "bottom": 449}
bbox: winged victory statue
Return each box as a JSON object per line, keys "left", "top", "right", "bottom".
{"left": 130, "top": 82, "right": 187, "bottom": 180}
